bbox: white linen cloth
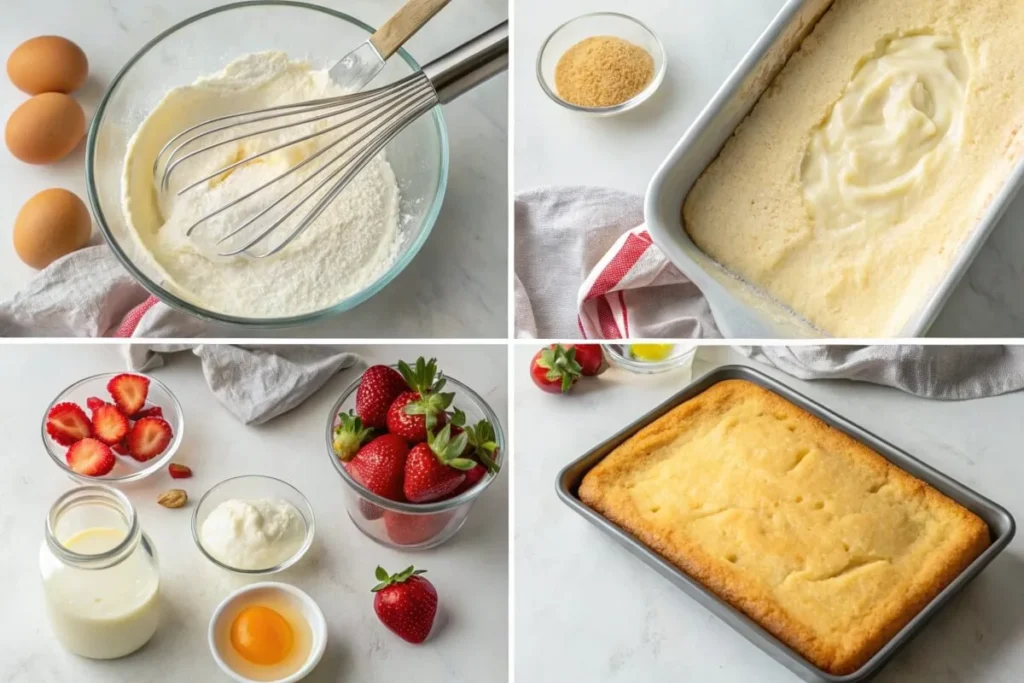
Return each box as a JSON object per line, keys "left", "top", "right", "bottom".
{"left": 124, "top": 344, "right": 360, "bottom": 424}
{"left": 0, "top": 246, "right": 222, "bottom": 337}
{"left": 744, "top": 345, "right": 1024, "bottom": 400}
{"left": 515, "top": 187, "right": 719, "bottom": 339}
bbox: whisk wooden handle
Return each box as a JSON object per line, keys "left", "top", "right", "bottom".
{"left": 370, "top": 0, "right": 451, "bottom": 59}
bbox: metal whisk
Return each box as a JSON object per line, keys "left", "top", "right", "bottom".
{"left": 153, "top": 21, "right": 507, "bottom": 258}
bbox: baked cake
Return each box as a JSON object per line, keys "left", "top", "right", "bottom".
{"left": 579, "top": 379, "right": 989, "bottom": 674}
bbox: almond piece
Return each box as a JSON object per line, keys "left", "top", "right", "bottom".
{"left": 157, "top": 489, "right": 188, "bottom": 509}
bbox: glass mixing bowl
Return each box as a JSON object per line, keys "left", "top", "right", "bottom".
{"left": 86, "top": 1, "right": 449, "bottom": 328}
{"left": 325, "top": 368, "right": 506, "bottom": 551}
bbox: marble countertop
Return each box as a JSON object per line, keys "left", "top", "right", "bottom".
{"left": 513, "top": 0, "right": 1024, "bottom": 337}
{"left": 514, "top": 344, "right": 1024, "bottom": 682}
{"left": 0, "top": 344, "right": 508, "bottom": 682}
{"left": 0, "top": 0, "right": 508, "bottom": 338}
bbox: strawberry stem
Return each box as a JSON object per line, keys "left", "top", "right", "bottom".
{"left": 426, "top": 424, "right": 475, "bottom": 471}
{"left": 537, "top": 345, "right": 582, "bottom": 393}
{"left": 333, "top": 411, "right": 372, "bottom": 461}
{"left": 466, "top": 419, "right": 501, "bottom": 473}
{"left": 372, "top": 565, "right": 427, "bottom": 592}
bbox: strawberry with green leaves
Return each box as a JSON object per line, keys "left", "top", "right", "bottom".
{"left": 530, "top": 344, "right": 583, "bottom": 394}
{"left": 386, "top": 357, "right": 453, "bottom": 443}
{"left": 403, "top": 424, "right": 476, "bottom": 503}
{"left": 332, "top": 411, "right": 373, "bottom": 461}
{"left": 372, "top": 566, "right": 438, "bottom": 644}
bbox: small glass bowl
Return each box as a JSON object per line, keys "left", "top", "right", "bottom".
{"left": 325, "top": 368, "right": 505, "bottom": 551}
{"left": 537, "top": 12, "right": 666, "bottom": 116}
{"left": 603, "top": 343, "right": 697, "bottom": 374}
{"left": 209, "top": 581, "right": 327, "bottom": 683}
{"left": 192, "top": 475, "right": 315, "bottom": 575}
{"left": 41, "top": 372, "right": 184, "bottom": 485}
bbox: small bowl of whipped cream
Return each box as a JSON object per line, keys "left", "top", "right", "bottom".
{"left": 192, "top": 475, "right": 315, "bottom": 575}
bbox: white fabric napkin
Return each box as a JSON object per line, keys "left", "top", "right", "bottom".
{"left": 124, "top": 344, "right": 360, "bottom": 424}
{"left": 515, "top": 187, "right": 719, "bottom": 339}
{"left": 0, "top": 246, "right": 225, "bottom": 337}
{"left": 744, "top": 345, "right": 1024, "bottom": 400}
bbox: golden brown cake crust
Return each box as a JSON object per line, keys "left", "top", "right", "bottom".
{"left": 579, "top": 380, "right": 990, "bottom": 675}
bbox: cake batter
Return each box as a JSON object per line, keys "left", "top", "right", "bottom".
{"left": 683, "top": 0, "right": 1024, "bottom": 337}
{"left": 121, "top": 52, "right": 402, "bottom": 318}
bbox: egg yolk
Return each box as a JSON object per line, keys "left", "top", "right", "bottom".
{"left": 629, "top": 343, "right": 675, "bottom": 362}
{"left": 230, "top": 605, "right": 294, "bottom": 665}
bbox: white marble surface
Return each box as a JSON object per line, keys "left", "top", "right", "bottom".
{"left": 513, "top": 0, "right": 1024, "bottom": 337}
{"left": 0, "top": 0, "right": 507, "bottom": 338}
{"left": 514, "top": 344, "right": 1024, "bottom": 682}
{"left": 0, "top": 343, "right": 508, "bottom": 682}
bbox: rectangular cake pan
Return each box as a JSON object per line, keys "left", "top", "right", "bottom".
{"left": 644, "top": 0, "right": 1024, "bottom": 338}
{"left": 556, "top": 365, "right": 1016, "bottom": 683}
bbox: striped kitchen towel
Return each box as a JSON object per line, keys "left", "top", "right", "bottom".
{"left": 515, "top": 186, "right": 719, "bottom": 339}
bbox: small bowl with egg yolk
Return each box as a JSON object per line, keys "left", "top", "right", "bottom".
{"left": 209, "top": 581, "right": 327, "bottom": 683}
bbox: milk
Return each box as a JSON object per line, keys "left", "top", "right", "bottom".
{"left": 40, "top": 527, "right": 160, "bottom": 659}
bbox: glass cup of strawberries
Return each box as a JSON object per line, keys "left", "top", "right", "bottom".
{"left": 41, "top": 372, "right": 183, "bottom": 485}
{"left": 326, "top": 358, "right": 505, "bottom": 550}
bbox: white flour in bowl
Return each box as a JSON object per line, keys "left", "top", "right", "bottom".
{"left": 121, "top": 51, "right": 401, "bottom": 319}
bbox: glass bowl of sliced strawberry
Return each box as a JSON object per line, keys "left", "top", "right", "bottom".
{"left": 41, "top": 372, "right": 183, "bottom": 485}
{"left": 326, "top": 358, "right": 505, "bottom": 550}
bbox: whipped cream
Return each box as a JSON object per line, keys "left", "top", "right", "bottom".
{"left": 200, "top": 498, "right": 306, "bottom": 571}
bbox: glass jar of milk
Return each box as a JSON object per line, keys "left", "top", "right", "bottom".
{"left": 39, "top": 485, "right": 160, "bottom": 658}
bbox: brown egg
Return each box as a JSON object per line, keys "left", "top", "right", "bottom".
{"left": 13, "top": 188, "right": 92, "bottom": 269}
{"left": 7, "top": 36, "right": 88, "bottom": 95}
{"left": 5, "top": 93, "right": 85, "bottom": 164}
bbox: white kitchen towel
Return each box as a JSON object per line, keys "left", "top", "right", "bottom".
{"left": 0, "top": 245, "right": 234, "bottom": 338}
{"left": 515, "top": 187, "right": 720, "bottom": 339}
{"left": 125, "top": 344, "right": 360, "bottom": 424}
{"left": 743, "top": 345, "right": 1024, "bottom": 400}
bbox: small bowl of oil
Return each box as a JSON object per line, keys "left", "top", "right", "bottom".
{"left": 603, "top": 343, "right": 696, "bottom": 374}
{"left": 209, "top": 582, "right": 327, "bottom": 683}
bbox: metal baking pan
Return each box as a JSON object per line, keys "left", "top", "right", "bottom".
{"left": 556, "top": 365, "right": 1016, "bottom": 683}
{"left": 644, "top": 0, "right": 1024, "bottom": 338}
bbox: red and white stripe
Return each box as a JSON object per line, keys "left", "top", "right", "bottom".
{"left": 577, "top": 226, "right": 669, "bottom": 339}
{"left": 114, "top": 296, "right": 160, "bottom": 338}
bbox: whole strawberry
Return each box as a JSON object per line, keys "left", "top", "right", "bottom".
{"left": 530, "top": 344, "right": 583, "bottom": 394}
{"left": 356, "top": 365, "right": 409, "bottom": 428}
{"left": 341, "top": 433, "right": 409, "bottom": 504}
{"left": 567, "top": 343, "right": 607, "bottom": 376}
{"left": 332, "top": 411, "right": 373, "bottom": 460}
{"left": 372, "top": 566, "right": 438, "bottom": 644}
{"left": 386, "top": 358, "right": 454, "bottom": 443}
{"left": 404, "top": 424, "right": 476, "bottom": 503}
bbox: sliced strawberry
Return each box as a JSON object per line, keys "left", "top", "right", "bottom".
{"left": 86, "top": 396, "right": 105, "bottom": 412}
{"left": 127, "top": 417, "right": 172, "bottom": 462}
{"left": 66, "top": 438, "right": 115, "bottom": 477}
{"left": 168, "top": 463, "right": 192, "bottom": 479}
{"left": 133, "top": 406, "right": 163, "bottom": 419}
{"left": 46, "top": 402, "right": 92, "bottom": 446}
{"left": 91, "top": 403, "right": 129, "bottom": 446}
{"left": 112, "top": 439, "right": 130, "bottom": 456}
{"left": 107, "top": 374, "right": 150, "bottom": 416}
